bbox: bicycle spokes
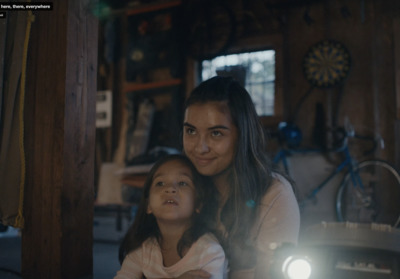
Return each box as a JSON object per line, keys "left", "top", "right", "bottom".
{"left": 347, "top": 183, "right": 378, "bottom": 222}
{"left": 337, "top": 160, "right": 400, "bottom": 227}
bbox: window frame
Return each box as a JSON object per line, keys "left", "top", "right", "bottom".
{"left": 186, "top": 33, "right": 284, "bottom": 128}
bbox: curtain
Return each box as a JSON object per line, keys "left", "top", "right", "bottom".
{"left": 0, "top": 8, "right": 28, "bottom": 228}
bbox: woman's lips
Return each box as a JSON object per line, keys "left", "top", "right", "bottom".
{"left": 194, "top": 157, "right": 214, "bottom": 166}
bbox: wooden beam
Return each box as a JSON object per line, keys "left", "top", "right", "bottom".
{"left": 394, "top": 17, "right": 400, "bottom": 120}
{"left": 22, "top": 1, "right": 97, "bottom": 278}
{"left": 0, "top": 11, "right": 6, "bottom": 119}
{"left": 394, "top": 16, "right": 400, "bottom": 171}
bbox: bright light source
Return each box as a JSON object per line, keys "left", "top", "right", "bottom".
{"left": 282, "top": 256, "right": 312, "bottom": 279}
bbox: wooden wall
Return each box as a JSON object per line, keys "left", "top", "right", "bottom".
{"left": 207, "top": 0, "right": 400, "bottom": 167}
{"left": 281, "top": 0, "right": 399, "bottom": 165}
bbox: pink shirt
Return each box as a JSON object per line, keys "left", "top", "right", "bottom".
{"left": 114, "top": 233, "right": 228, "bottom": 279}
{"left": 229, "top": 173, "right": 301, "bottom": 279}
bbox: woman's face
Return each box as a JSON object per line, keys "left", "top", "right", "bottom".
{"left": 183, "top": 101, "right": 238, "bottom": 177}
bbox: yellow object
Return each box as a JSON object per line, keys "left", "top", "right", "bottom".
{"left": 14, "top": 8, "right": 35, "bottom": 228}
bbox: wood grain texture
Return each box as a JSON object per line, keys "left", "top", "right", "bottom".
{"left": 22, "top": 0, "right": 98, "bottom": 278}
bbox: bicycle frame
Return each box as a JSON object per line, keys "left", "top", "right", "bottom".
{"left": 273, "top": 145, "right": 363, "bottom": 204}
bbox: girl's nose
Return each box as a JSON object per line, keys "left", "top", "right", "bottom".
{"left": 164, "top": 184, "right": 177, "bottom": 193}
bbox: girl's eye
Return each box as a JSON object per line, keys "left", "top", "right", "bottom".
{"left": 178, "top": 181, "right": 189, "bottom": 186}
{"left": 155, "top": 181, "right": 164, "bottom": 187}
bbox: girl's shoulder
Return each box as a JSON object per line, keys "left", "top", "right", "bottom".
{"left": 189, "top": 233, "right": 224, "bottom": 253}
{"left": 184, "top": 233, "right": 225, "bottom": 264}
{"left": 139, "top": 237, "right": 160, "bottom": 254}
{"left": 193, "top": 233, "right": 221, "bottom": 247}
{"left": 143, "top": 236, "right": 158, "bottom": 245}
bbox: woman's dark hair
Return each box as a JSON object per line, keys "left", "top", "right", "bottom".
{"left": 118, "top": 154, "right": 220, "bottom": 264}
{"left": 184, "top": 76, "right": 282, "bottom": 264}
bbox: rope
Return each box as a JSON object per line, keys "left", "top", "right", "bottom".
{"left": 14, "top": 9, "right": 35, "bottom": 228}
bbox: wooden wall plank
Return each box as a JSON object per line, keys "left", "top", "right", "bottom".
{"left": 22, "top": 0, "right": 98, "bottom": 278}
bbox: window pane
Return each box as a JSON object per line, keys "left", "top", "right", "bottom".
{"left": 201, "top": 50, "right": 275, "bottom": 116}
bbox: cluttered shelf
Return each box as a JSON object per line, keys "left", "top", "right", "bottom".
{"left": 117, "top": 163, "right": 153, "bottom": 188}
{"left": 123, "top": 78, "right": 182, "bottom": 93}
{"left": 126, "top": 0, "right": 182, "bottom": 16}
{"left": 121, "top": 174, "right": 147, "bottom": 188}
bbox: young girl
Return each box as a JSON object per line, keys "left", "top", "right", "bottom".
{"left": 115, "top": 154, "right": 227, "bottom": 279}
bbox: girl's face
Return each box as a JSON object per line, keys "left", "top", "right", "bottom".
{"left": 147, "top": 160, "right": 198, "bottom": 225}
{"left": 183, "top": 101, "right": 238, "bottom": 177}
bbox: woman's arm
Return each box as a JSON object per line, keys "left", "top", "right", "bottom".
{"left": 253, "top": 176, "right": 300, "bottom": 279}
{"left": 175, "top": 270, "right": 212, "bottom": 279}
{"left": 229, "top": 176, "right": 300, "bottom": 279}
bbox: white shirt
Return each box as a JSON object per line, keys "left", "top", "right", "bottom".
{"left": 114, "top": 233, "right": 228, "bottom": 279}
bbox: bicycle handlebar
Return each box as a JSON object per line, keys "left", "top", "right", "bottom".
{"left": 329, "top": 125, "right": 384, "bottom": 156}
{"left": 353, "top": 134, "right": 377, "bottom": 156}
{"left": 273, "top": 122, "right": 383, "bottom": 156}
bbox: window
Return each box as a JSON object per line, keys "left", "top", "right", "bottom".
{"left": 202, "top": 50, "right": 276, "bottom": 116}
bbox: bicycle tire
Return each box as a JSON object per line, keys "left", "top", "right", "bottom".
{"left": 336, "top": 160, "right": 400, "bottom": 227}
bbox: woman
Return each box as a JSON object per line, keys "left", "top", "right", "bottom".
{"left": 182, "top": 76, "right": 300, "bottom": 279}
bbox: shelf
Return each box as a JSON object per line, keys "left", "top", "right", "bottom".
{"left": 123, "top": 78, "right": 182, "bottom": 93}
{"left": 126, "top": 0, "right": 182, "bottom": 16}
{"left": 121, "top": 174, "right": 147, "bottom": 188}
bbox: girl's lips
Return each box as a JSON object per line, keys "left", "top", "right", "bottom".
{"left": 163, "top": 199, "right": 178, "bottom": 205}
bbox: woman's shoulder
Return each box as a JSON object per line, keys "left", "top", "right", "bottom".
{"left": 271, "top": 172, "right": 293, "bottom": 189}
{"left": 265, "top": 172, "right": 295, "bottom": 196}
{"left": 256, "top": 172, "right": 299, "bottom": 211}
{"left": 252, "top": 172, "right": 300, "bottom": 243}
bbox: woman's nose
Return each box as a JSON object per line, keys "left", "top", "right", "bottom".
{"left": 194, "top": 136, "right": 210, "bottom": 153}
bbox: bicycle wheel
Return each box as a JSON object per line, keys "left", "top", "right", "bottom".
{"left": 336, "top": 160, "right": 400, "bottom": 227}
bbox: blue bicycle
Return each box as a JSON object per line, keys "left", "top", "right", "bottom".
{"left": 273, "top": 121, "right": 400, "bottom": 228}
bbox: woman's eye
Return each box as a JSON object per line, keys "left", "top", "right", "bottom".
{"left": 211, "top": 130, "right": 222, "bottom": 137}
{"left": 155, "top": 181, "right": 164, "bottom": 187}
{"left": 178, "top": 181, "right": 189, "bottom": 186}
{"left": 185, "top": 127, "right": 196, "bottom": 135}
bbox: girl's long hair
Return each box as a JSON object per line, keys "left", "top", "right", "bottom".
{"left": 184, "top": 76, "right": 286, "bottom": 267}
{"left": 118, "top": 154, "right": 220, "bottom": 264}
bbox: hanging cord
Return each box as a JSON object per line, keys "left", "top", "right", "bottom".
{"left": 14, "top": 8, "right": 35, "bottom": 228}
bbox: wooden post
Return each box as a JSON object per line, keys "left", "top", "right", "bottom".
{"left": 22, "top": 1, "right": 98, "bottom": 278}
{"left": 394, "top": 17, "right": 400, "bottom": 170}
